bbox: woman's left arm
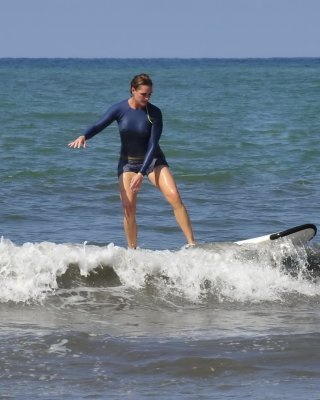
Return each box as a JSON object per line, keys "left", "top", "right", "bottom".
{"left": 139, "top": 107, "right": 163, "bottom": 176}
{"left": 129, "top": 106, "right": 163, "bottom": 192}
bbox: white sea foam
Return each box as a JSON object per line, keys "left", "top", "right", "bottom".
{"left": 0, "top": 236, "right": 319, "bottom": 304}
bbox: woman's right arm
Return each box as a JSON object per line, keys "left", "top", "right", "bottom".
{"left": 68, "top": 102, "right": 120, "bottom": 149}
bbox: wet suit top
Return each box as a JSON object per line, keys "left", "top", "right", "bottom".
{"left": 84, "top": 99, "right": 166, "bottom": 176}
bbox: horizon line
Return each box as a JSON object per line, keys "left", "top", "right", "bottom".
{"left": 0, "top": 56, "right": 319, "bottom": 60}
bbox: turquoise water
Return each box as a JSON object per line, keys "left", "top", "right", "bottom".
{"left": 2, "top": 58, "right": 320, "bottom": 247}
{"left": 1, "top": 59, "right": 320, "bottom": 399}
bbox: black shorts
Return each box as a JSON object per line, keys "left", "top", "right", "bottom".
{"left": 117, "top": 157, "right": 169, "bottom": 178}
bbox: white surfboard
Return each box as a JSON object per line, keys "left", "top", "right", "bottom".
{"left": 235, "top": 223, "right": 317, "bottom": 246}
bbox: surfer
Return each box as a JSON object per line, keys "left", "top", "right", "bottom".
{"left": 68, "top": 73, "right": 195, "bottom": 249}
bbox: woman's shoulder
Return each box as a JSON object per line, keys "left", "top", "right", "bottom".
{"left": 147, "top": 102, "right": 162, "bottom": 115}
{"left": 104, "top": 99, "right": 129, "bottom": 118}
{"left": 110, "top": 99, "right": 129, "bottom": 111}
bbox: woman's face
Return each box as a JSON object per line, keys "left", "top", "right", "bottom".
{"left": 131, "top": 85, "right": 152, "bottom": 107}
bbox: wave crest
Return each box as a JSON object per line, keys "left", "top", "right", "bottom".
{"left": 0, "top": 237, "right": 319, "bottom": 304}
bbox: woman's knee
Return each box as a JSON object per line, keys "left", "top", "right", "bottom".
{"left": 166, "top": 190, "right": 183, "bottom": 209}
{"left": 122, "top": 199, "right": 136, "bottom": 219}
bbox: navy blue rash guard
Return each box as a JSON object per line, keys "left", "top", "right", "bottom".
{"left": 84, "top": 99, "right": 166, "bottom": 176}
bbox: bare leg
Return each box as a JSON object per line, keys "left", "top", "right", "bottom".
{"left": 148, "top": 166, "right": 195, "bottom": 245}
{"left": 119, "top": 172, "right": 138, "bottom": 248}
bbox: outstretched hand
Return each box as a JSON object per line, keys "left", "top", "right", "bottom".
{"left": 68, "top": 135, "right": 86, "bottom": 149}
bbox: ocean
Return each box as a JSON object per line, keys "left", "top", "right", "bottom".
{"left": 1, "top": 58, "right": 320, "bottom": 399}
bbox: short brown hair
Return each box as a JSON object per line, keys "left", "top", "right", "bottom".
{"left": 130, "top": 73, "right": 153, "bottom": 93}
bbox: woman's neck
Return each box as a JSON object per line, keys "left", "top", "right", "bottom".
{"left": 128, "top": 97, "right": 143, "bottom": 110}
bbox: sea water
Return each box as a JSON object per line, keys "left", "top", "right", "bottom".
{"left": 1, "top": 58, "right": 320, "bottom": 399}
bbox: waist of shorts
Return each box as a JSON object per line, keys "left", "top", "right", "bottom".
{"left": 120, "top": 154, "right": 145, "bottom": 162}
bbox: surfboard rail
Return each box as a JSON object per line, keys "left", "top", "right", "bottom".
{"left": 235, "top": 223, "right": 317, "bottom": 246}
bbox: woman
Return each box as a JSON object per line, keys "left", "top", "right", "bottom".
{"left": 68, "top": 73, "right": 195, "bottom": 249}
